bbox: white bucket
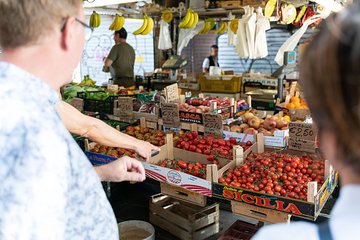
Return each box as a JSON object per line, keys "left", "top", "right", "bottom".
{"left": 118, "top": 220, "right": 155, "bottom": 240}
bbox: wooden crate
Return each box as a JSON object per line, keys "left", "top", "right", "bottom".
{"left": 217, "top": 220, "right": 261, "bottom": 240}
{"left": 231, "top": 201, "right": 291, "bottom": 224}
{"left": 149, "top": 194, "right": 220, "bottom": 240}
{"left": 160, "top": 182, "right": 207, "bottom": 207}
{"left": 221, "top": 0, "right": 242, "bottom": 9}
{"left": 212, "top": 133, "right": 339, "bottom": 221}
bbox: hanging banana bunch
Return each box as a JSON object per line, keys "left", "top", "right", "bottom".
{"left": 133, "top": 15, "right": 154, "bottom": 35}
{"left": 161, "top": 9, "right": 173, "bottom": 23}
{"left": 109, "top": 14, "right": 125, "bottom": 31}
{"left": 178, "top": 9, "right": 199, "bottom": 29}
{"left": 214, "top": 21, "right": 228, "bottom": 35}
{"left": 229, "top": 18, "right": 239, "bottom": 34}
{"left": 198, "top": 19, "right": 212, "bottom": 34}
{"left": 89, "top": 11, "right": 101, "bottom": 28}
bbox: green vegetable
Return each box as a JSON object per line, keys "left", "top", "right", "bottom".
{"left": 63, "top": 85, "right": 85, "bottom": 103}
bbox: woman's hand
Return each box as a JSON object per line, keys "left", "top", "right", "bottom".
{"left": 134, "top": 140, "right": 161, "bottom": 161}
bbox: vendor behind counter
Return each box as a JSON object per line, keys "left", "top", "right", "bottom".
{"left": 103, "top": 28, "right": 135, "bottom": 88}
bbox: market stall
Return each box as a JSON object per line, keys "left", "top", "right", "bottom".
{"left": 67, "top": 0, "right": 346, "bottom": 239}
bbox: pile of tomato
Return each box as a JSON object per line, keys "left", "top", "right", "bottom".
{"left": 157, "top": 159, "right": 207, "bottom": 179}
{"left": 90, "top": 144, "right": 136, "bottom": 158}
{"left": 219, "top": 152, "right": 325, "bottom": 200}
{"left": 175, "top": 131, "right": 253, "bottom": 161}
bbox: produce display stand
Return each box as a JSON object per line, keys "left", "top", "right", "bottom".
{"left": 144, "top": 134, "right": 221, "bottom": 206}
{"left": 212, "top": 133, "right": 338, "bottom": 222}
{"left": 149, "top": 194, "right": 220, "bottom": 240}
{"left": 77, "top": 91, "right": 118, "bottom": 114}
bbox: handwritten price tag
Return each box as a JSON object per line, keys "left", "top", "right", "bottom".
{"left": 288, "top": 138, "right": 316, "bottom": 153}
{"left": 164, "top": 83, "right": 180, "bottom": 103}
{"left": 161, "top": 103, "right": 180, "bottom": 128}
{"left": 114, "top": 97, "right": 133, "bottom": 121}
{"left": 289, "top": 122, "right": 317, "bottom": 141}
{"left": 204, "top": 114, "right": 223, "bottom": 138}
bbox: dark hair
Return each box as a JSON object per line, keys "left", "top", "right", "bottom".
{"left": 301, "top": 3, "right": 360, "bottom": 174}
{"left": 211, "top": 45, "right": 219, "bottom": 49}
{"left": 115, "top": 28, "right": 127, "bottom": 39}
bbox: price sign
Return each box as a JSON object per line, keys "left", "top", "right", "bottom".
{"left": 114, "top": 97, "right": 133, "bottom": 121}
{"left": 288, "top": 138, "right": 316, "bottom": 153}
{"left": 289, "top": 122, "right": 317, "bottom": 141}
{"left": 70, "top": 97, "right": 84, "bottom": 112}
{"left": 204, "top": 114, "right": 223, "bottom": 138}
{"left": 161, "top": 103, "right": 180, "bottom": 128}
{"left": 164, "top": 83, "right": 180, "bottom": 103}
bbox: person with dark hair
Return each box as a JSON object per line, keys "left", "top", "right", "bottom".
{"left": 253, "top": 3, "right": 360, "bottom": 240}
{"left": 202, "top": 44, "right": 219, "bottom": 73}
{"left": 103, "top": 28, "right": 135, "bottom": 87}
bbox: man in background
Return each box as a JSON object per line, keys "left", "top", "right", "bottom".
{"left": 202, "top": 44, "right": 220, "bottom": 74}
{"left": 103, "top": 28, "right": 136, "bottom": 87}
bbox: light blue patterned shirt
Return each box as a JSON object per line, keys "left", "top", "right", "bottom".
{"left": 0, "top": 62, "right": 118, "bottom": 239}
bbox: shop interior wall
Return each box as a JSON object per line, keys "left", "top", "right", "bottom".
{"left": 79, "top": 14, "right": 155, "bottom": 85}
{"left": 178, "top": 26, "right": 316, "bottom": 75}
{"left": 180, "top": 34, "right": 218, "bottom": 74}
{"left": 218, "top": 27, "right": 316, "bottom": 74}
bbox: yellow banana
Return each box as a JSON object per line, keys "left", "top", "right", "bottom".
{"left": 204, "top": 21, "right": 212, "bottom": 34}
{"left": 109, "top": 18, "right": 116, "bottom": 30}
{"left": 141, "top": 16, "right": 154, "bottom": 35}
{"left": 230, "top": 18, "right": 239, "bottom": 34}
{"left": 162, "top": 10, "right": 173, "bottom": 23}
{"left": 198, "top": 21, "right": 211, "bottom": 34}
{"left": 94, "top": 12, "right": 101, "bottom": 28}
{"left": 188, "top": 12, "right": 198, "bottom": 28}
{"left": 133, "top": 15, "right": 148, "bottom": 35}
{"left": 89, "top": 12, "right": 95, "bottom": 28}
{"left": 90, "top": 11, "right": 100, "bottom": 28}
{"left": 219, "top": 22, "right": 228, "bottom": 34}
{"left": 184, "top": 12, "right": 195, "bottom": 28}
{"left": 114, "top": 15, "right": 125, "bottom": 31}
{"left": 214, "top": 22, "right": 227, "bottom": 34}
{"left": 179, "top": 9, "right": 192, "bottom": 28}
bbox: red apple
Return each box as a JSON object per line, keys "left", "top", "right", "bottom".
{"left": 263, "top": 117, "right": 277, "bottom": 131}
{"left": 248, "top": 117, "right": 261, "bottom": 129}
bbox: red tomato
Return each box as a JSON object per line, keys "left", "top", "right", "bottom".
{"left": 229, "top": 137, "right": 237, "bottom": 145}
{"left": 189, "top": 145, "right": 196, "bottom": 152}
{"left": 280, "top": 189, "right": 286, "bottom": 195}
{"left": 288, "top": 192, "right": 295, "bottom": 198}
{"left": 219, "top": 177, "right": 225, "bottom": 184}
{"left": 177, "top": 160, "right": 187, "bottom": 169}
{"left": 187, "top": 163, "right": 194, "bottom": 171}
{"left": 234, "top": 170, "right": 241, "bottom": 177}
